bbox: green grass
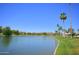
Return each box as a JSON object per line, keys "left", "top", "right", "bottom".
{"left": 54, "top": 35, "right": 79, "bottom": 55}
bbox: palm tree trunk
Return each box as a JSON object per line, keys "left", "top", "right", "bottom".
{"left": 63, "top": 20, "right": 65, "bottom": 37}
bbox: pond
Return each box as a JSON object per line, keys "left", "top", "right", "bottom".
{"left": 0, "top": 36, "right": 57, "bottom": 55}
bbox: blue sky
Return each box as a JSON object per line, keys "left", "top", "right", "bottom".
{"left": 0, "top": 3, "right": 79, "bottom": 32}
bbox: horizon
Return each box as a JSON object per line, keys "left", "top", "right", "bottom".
{"left": 0, "top": 3, "right": 79, "bottom": 32}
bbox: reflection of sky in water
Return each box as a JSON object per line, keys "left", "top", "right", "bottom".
{"left": 0, "top": 36, "right": 57, "bottom": 55}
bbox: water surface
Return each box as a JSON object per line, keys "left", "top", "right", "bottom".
{"left": 0, "top": 36, "right": 57, "bottom": 55}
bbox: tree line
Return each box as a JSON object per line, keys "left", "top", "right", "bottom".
{"left": 0, "top": 26, "right": 49, "bottom": 36}
{"left": 0, "top": 26, "right": 20, "bottom": 36}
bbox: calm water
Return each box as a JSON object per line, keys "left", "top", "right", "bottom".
{"left": 0, "top": 36, "right": 57, "bottom": 55}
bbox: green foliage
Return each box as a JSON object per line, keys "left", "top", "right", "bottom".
{"left": 57, "top": 24, "right": 62, "bottom": 31}
{"left": 3, "top": 27, "right": 12, "bottom": 36}
{"left": 0, "top": 26, "right": 2, "bottom": 33}
{"left": 59, "top": 12, "right": 67, "bottom": 37}
{"left": 0, "top": 26, "right": 49, "bottom": 36}
{"left": 12, "top": 30, "right": 20, "bottom": 35}
{"left": 26, "top": 32, "right": 48, "bottom": 35}
{"left": 60, "top": 12, "right": 67, "bottom": 22}
{"left": 14, "top": 30, "right": 19, "bottom": 35}
{"left": 56, "top": 24, "right": 63, "bottom": 35}
{"left": 26, "top": 32, "right": 32, "bottom": 35}
{"left": 42, "top": 32, "right": 48, "bottom": 35}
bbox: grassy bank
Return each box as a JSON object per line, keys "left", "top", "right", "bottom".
{"left": 54, "top": 35, "right": 79, "bottom": 55}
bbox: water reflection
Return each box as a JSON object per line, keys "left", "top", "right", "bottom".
{"left": 2, "top": 36, "right": 12, "bottom": 47}
{"left": 0, "top": 36, "right": 57, "bottom": 55}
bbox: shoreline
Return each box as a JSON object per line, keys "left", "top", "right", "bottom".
{"left": 53, "top": 40, "right": 59, "bottom": 55}
{"left": 52, "top": 36, "right": 60, "bottom": 55}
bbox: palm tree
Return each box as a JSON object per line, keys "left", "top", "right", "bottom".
{"left": 57, "top": 24, "right": 60, "bottom": 34}
{"left": 60, "top": 12, "right": 67, "bottom": 37}
{"left": 56, "top": 24, "right": 63, "bottom": 35}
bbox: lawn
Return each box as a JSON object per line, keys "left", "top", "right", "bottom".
{"left": 54, "top": 35, "right": 79, "bottom": 55}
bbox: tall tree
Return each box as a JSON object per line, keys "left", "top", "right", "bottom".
{"left": 60, "top": 12, "right": 67, "bottom": 37}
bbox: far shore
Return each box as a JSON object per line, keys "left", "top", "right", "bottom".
{"left": 0, "top": 34, "right": 53, "bottom": 37}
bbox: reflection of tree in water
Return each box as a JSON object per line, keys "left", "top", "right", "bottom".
{"left": 2, "top": 36, "right": 12, "bottom": 47}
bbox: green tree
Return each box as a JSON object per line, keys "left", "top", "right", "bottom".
{"left": 60, "top": 12, "right": 67, "bottom": 37}
{"left": 3, "top": 27, "right": 12, "bottom": 36}
{"left": 58, "top": 26, "right": 62, "bottom": 34}
{"left": 14, "top": 30, "right": 19, "bottom": 35}
{"left": 12, "top": 30, "right": 20, "bottom": 35}
{"left": 56, "top": 24, "right": 62, "bottom": 35}
{"left": 27, "top": 32, "right": 32, "bottom": 35}
{"left": 42, "top": 32, "right": 47, "bottom": 35}
{"left": 0, "top": 26, "right": 2, "bottom": 33}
